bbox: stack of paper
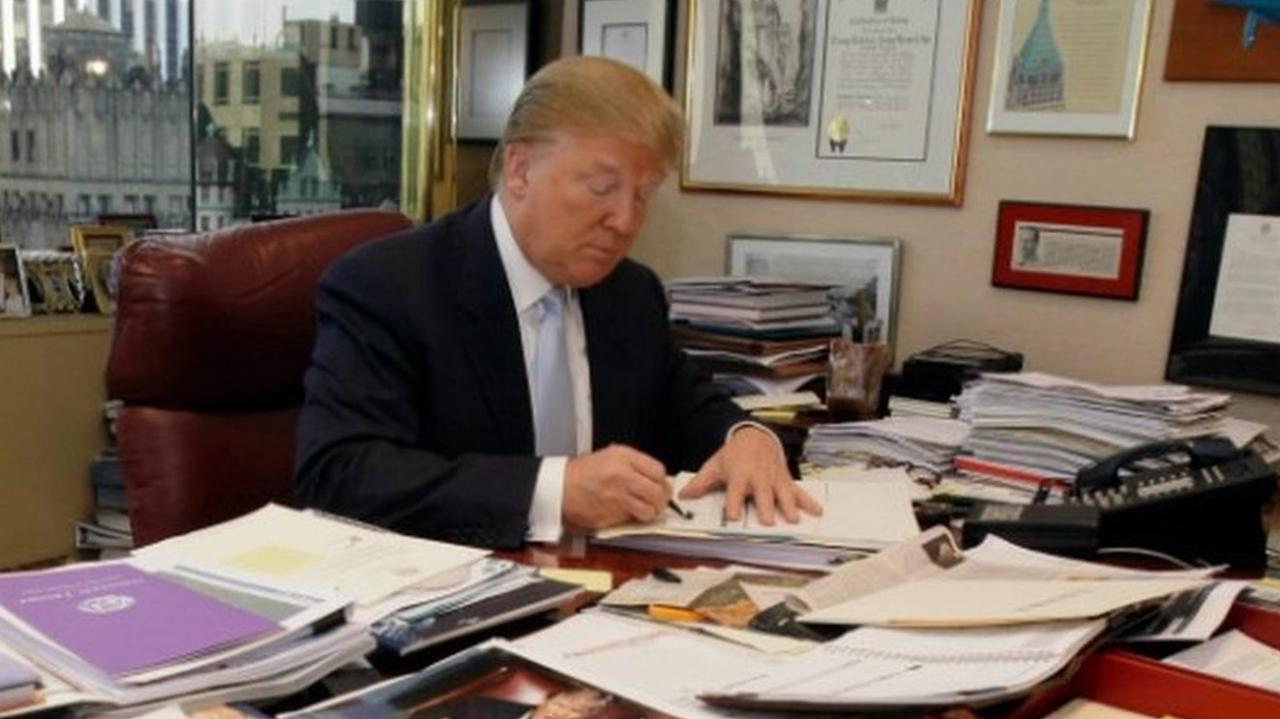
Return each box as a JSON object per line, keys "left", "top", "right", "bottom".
{"left": 956, "top": 372, "right": 1230, "bottom": 480}
{"left": 804, "top": 417, "right": 969, "bottom": 473}
{"left": 666, "top": 276, "right": 839, "bottom": 335}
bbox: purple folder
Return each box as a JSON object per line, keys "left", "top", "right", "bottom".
{"left": 0, "top": 563, "right": 277, "bottom": 678}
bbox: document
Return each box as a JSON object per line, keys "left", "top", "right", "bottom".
{"left": 1209, "top": 213, "right": 1280, "bottom": 344}
{"left": 1165, "top": 629, "right": 1280, "bottom": 692}
{"left": 601, "top": 568, "right": 737, "bottom": 608}
{"left": 134, "top": 504, "right": 488, "bottom": 607}
{"left": 800, "top": 577, "right": 1208, "bottom": 627}
{"left": 788, "top": 526, "right": 959, "bottom": 613}
{"left": 599, "top": 469, "right": 920, "bottom": 549}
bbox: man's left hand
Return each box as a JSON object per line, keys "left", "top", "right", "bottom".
{"left": 678, "top": 426, "right": 822, "bottom": 525}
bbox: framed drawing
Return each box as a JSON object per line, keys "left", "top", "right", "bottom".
{"left": 992, "top": 200, "right": 1149, "bottom": 301}
{"left": 682, "top": 0, "right": 981, "bottom": 205}
{"left": 0, "top": 244, "right": 31, "bottom": 318}
{"left": 987, "top": 0, "right": 1154, "bottom": 138}
{"left": 579, "top": 0, "right": 673, "bottom": 88}
{"left": 456, "top": 0, "right": 530, "bottom": 141}
{"left": 1167, "top": 126, "right": 1280, "bottom": 397}
{"left": 727, "top": 234, "right": 901, "bottom": 347}
{"left": 1165, "top": 0, "right": 1280, "bottom": 82}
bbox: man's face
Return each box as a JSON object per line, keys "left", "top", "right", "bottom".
{"left": 502, "top": 131, "right": 666, "bottom": 288}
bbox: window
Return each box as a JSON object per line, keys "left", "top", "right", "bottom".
{"left": 330, "top": 25, "right": 339, "bottom": 49}
{"left": 201, "top": 216, "right": 210, "bottom": 231}
{"left": 97, "top": 195, "right": 112, "bottom": 214}
{"left": 242, "top": 62, "right": 260, "bottom": 104}
{"left": 9, "top": 131, "right": 18, "bottom": 163}
{"left": 348, "top": 28, "right": 356, "bottom": 51}
{"left": 280, "top": 67, "right": 301, "bottom": 97}
{"left": 280, "top": 136, "right": 300, "bottom": 166}
{"left": 214, "top": 62, "right": 230, "bottom": 105}
{"left": 243, "top": 129, "right": 261, "bottom": 165}
{"left": 25, "top": 130, "right": 34, "bottom": 163}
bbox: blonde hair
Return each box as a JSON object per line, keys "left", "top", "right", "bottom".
{"left": 490, "top": 56, "right": 683, "bottom": 187}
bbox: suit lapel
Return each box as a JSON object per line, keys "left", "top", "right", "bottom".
{"left": 580, "top": 283, "right": 638, "bottom": 448}
{"left": 451, "top": 199, "right": 534, "bottom": 453}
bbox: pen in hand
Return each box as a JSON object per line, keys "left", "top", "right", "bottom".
{"left": 667, "top": 499, "right": 693, "bottom": 520}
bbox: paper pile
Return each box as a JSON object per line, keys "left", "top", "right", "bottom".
{"left": 804, "top": 416, "right": 969, "bottom": 473}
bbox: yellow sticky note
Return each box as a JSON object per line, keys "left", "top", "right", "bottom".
{"left": 224, "top": 546, "right": 320, "bottom": 576}
{"left": 539, "top": 568, "right": 613, "bottom": 593}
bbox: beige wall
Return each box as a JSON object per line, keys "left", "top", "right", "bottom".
{"left": 628, "top": 1, "right": 1280, "bottom": 433}
{"left": 0, "top": 317, "right": 110, "bottom": 568}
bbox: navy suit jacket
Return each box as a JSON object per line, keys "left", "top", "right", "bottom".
{"left": 295, "top": 198, "right": 745, "bottom": 548}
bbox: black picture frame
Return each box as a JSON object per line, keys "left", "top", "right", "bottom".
{"left": 1166, "top": 126, "right": 1280, "bottom": 396}
{"left": 578, "top": 0, "right": 676, "bottom": 91}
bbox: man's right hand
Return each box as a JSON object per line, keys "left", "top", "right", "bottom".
{"left": 562, "top": 444, "right": 670, "bottom": 530}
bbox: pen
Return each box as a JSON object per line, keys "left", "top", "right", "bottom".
{"left": 652, "top": 567, "right": 682, "bottom": 583}
{"left": 667, "top": 499, "right": 693, "bottom": 520}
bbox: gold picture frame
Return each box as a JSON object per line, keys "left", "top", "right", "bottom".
{"left": 71, "top": 224, "right": 129, "bottom": 257}
{"left": 681, "top": 0, "right": 982, "bottom": 205}
{"left": 81, "top": 250, "right": 117, "bottom": 315}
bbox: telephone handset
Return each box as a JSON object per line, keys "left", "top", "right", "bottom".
{"left": 963, "top": 436, "right": 1278, "bottom": 568}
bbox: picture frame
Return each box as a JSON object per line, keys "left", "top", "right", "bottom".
{"left": 70, "top": 224, "right": 129, "bottom": 257}
{"left": 456, "top": 0, "right": 530, "bottom": 141}
{"left": 81, "top": 251, "right": 117, "bottom": 315}
{"left": 682, "top": 0, "right": 981, "bottom": 205}
{"left": 987, "top": 0, "right": 1154, "bottom": 138}
{"left": 19, "top": 251, "right": 82, "bottom": 314}
{"left": 991, "top": 200, "right": 1149, "bottom": 301}
{"left": 579, "top": 0, "right": 673, "bottom": 89}
{"left": 1165, "top": 0, "right": 1280, "bottom": 82}
{"left": 0, "top": 244, "right": 31, "bottom": 318}
{"left": 1167, "top": 126, "right": 1280, "bottom": 397}
{"left": 726, "top": 233, "right": 901, "bottom": 348}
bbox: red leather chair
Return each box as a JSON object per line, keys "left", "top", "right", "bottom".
{"left": 105, "top": 210, "right": 413, "bottom": 546}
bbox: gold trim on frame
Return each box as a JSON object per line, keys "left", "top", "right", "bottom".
{"left": 401, "top": 0, "right": 459, "bottom": 221}
{"left": 680, "top": 0, "right": 982, "bottom": 206}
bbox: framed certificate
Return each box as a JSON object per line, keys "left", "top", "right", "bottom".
{"left": 579, "top": 0, "right": 673, "bottom": 88}
{"left": 682, "top": 0, "right": 981, "bottom": 205}
{"left": 456, "top": 1, "right": 530, "bottom": 141}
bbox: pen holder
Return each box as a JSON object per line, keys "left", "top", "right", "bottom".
{"left": 826, "top": 338, "right": 891, "bottom": 422}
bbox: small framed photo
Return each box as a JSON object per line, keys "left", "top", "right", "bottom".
{"left": 579, "top": 0, "right": 673, "bottom": 88}
{"left": 992, "top": 200, "right": 1149, "bottom": 300}
{"left": 457, "top": 0, "right": 530, "bottom": 141}
{"left": 71, "top": 224, "right": 129, "bottom": 257}
{"left": 987, "top": 0, "right": 1154, "bottom": 138}
{"left": 726, "top": 233, "right": 901, "bottom": 348}
{"left": 0, "top": 244, "right": 31, "bottom": 318}
{"left": 82, "top": 251, "right": 118, "bottom": 315}
{"left": 20, "top": 251, "right": 82, "bottom": 314}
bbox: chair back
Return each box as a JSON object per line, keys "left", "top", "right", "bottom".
{"left": 105, "top": 209, "right": 413, "bottom": 546}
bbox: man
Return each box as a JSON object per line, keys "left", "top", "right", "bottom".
{"left": 296, "top": 57, "right": 819, "bottom": 548}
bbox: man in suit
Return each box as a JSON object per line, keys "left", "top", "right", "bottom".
{"left": 296, "top": 57, "right": 819, "bottom": 548}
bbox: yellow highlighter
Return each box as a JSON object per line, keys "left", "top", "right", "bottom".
{"left": 647, "top": 604, "right": 703, "bottom": 623}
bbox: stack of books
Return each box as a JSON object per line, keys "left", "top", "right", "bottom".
{"left": 76, "top": 399, "right": 134, "bottom": 558}
{"left": 666, "top": 277, "right": 839, "bottom": 396}
{"left": 804, "top": 417, "right": 969, "bottom": 474}
{"left": 955, "top": 372, "right": 1230, "bottom": 483}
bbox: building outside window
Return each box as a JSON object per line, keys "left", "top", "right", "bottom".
{"left": 213, "top": 61, "right": 229, "bottom": 104}
{"left": 242, "top": 61, "right": 260, "bottom": 104}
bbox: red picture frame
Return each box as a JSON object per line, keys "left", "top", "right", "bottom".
{"left": 992, "top": 200, "right": 1149, "bottom": 301}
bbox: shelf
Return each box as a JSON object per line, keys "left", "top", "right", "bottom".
{"left": 0, "top": 314, "right": 113, "bottom": 339}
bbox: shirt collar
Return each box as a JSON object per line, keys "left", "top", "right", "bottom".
{"left": 492, "top": 195, "right": 553, "bottom": 314}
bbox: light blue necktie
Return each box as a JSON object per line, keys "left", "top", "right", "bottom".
{"left": 533, "top": 287, "right": 577, "bottom": 456}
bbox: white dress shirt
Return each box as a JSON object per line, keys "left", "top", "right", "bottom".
{"left": 491, "top": 199, "right": 592, "bottom": 543}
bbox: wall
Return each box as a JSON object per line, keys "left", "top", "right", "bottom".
{"left": 0, "top": 316, "right": 110, "bottom": 568}
{"left": 629, "top": 1, "right": 1280, "bottom": 433}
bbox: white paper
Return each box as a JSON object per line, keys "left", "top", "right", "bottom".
{"left": 1165, "top": 629, "right": 1280, "bottom": 692}
{"left": 1210, "top": 214, "right": 1280, "bottom": 344}
{"left": 133, "top": 504, "right": 488, "bottom": 607}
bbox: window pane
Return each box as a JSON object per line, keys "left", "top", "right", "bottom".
{"left": 194, "top": 0, "right": 405, "bottom": 224}
{"left": 0, "top": 1, "right": 193, "bottom": 249}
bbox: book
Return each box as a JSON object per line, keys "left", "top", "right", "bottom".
{"left": 670, "top": 301, "right": 830, "bottom": 322}
{"left": 0, "top": 563, "right": 278, "bottom": 678}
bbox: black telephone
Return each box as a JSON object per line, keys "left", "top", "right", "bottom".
{"left": 963, "top": 437, "right": 1278, "bottom": 568}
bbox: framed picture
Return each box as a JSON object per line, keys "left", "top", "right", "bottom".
{"left": 727, "top": 233, "right": 901, "bottom": 347}
{"left": 1165, "top": 0, "right": 1280, "bottom": 82}
{"left": 19, "top": 251, "right": 82, "bottom": 315}
{"left": 0, "top": 244, "right": 31, "bottom": 318}
{"left": 987, "top": 0, "right": 1154, "bottom": 138}
{"left": 456, "top": 0, "right": 530, "bottom": 141}
{"left": 70, "top": 224, "right": 129, "bottom": 257}
{"left": 82, "top": 251, "right": 117, "bottom": 315}
{"left": 682, "top": 0, "right": 981, "bottom": 205}
{"left": 1167, "top": 126, "right": 1280, "bottom": 397}
{"left": 991, "top": 200, "right": 1149, "bottom": 300}
{"left": 579, "top": 0, "right": 673, "bottom": 88}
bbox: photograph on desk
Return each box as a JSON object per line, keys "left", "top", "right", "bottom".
{"left": 291, "top": 645, "right": 663, "bottom": 719}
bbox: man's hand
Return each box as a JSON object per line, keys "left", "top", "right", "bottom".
{"left": 679, "top": 426, "right": 821, "bottom": 525}
{"left": 563, "top": 444, "right": 670, "bottom": 530}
